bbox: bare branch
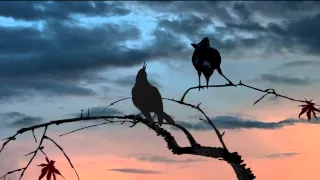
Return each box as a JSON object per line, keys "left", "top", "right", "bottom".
{"left": 238, "top": 81, "right": 319, "bottom": 105}
{"left": 32, "top": 129, "right": 37, "bottom": 143}
{"left": 3, "top": 81, "right": 316, "bottom": 180}
{"left": 102, "top": 97, "right": 132, "bottom": 111}
{"left": 59, "top": 122, "right": 111, "bottom": 137}
{"left": 180, "top": 84, "right": 236, "bottom": 102}
{"left": 163, "top": 98, "right": 228, "bottom": 150}
{"left": 44, "top": 136, "right": 80, "bottom": 180}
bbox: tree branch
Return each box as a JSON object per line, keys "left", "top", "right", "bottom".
{"left": 3, "top": 81, "right": 317, "bottom": 180}
{"left": 180, "top": 83, "right": 236, "bottom": 102}
{"left": 44, "top": 136, "right": 80, "bottom": 180}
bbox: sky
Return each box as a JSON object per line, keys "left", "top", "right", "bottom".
{"left": 1, "top": 1, "right": 320, "bottom": 180}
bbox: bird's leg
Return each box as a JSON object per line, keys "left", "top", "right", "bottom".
{"left": 198, "top": 72, "right": 202, "bottom": 91}
{"left": 152, "top": 113, "right": 158, "bottom": 126}
{"left": 205, "top": 77, "right": 209, "bottom": 89}
{"left": 133, "top": 113, "right": 143, "bottom": 123}
{"left": 141, "top": 111, "right": 154, "bottom": 130}
{"left": 217, "top": 67, "right": 235, "bottom": 86}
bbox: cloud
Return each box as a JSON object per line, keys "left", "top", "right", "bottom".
{"left": 140, "top": 1, "right": 320, "bottom": 60}
{"left": 280, "top": 60, "right": 320, "bottom": 68}
{"left": 0, "top": 1, "right": 131, "bottom": 21}
{"left": 172, "top": 116, "right": 319, "bottom": 131}
{"left": 134, "top": 154, "right": 205, "bottom": 164}
{"left": 0, "top": 8, "right": 153, "bottom": 101}
{"left": 2, "top": 1, "right": 320, "bottom": 102}
{"left": 108, "top": 168, "right": 161, "bottom": 174}
{"left": 265, "top": 152, "right": 298, "bottom": 159}
{"left": 112, "top": 74, "right": 162, "bottom": 88}
{"left": 252, "top": 74, "right": 315, "bottom": 85}
{"left": 0, "top": 112, "right": 44, "bottom": 128}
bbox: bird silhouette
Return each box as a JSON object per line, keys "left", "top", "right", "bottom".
{"left": 131, "top": 62, "right": 175, "bottom": 129}
{"left": 191, "top": 37, "right": 234, "bottom": 91}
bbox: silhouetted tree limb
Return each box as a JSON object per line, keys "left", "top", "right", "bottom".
{"left": 44, "top": 136, "right": 80, "bottom": 180}
{"left": 1, "top": 81, "right": 319, "bottom": 180}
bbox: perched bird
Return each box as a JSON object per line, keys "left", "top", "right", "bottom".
{"left": 131, "top": 62, "right": 176, "bottom": 128}
{"left": 191, "top": 37, "right": 234, "bottom": 91}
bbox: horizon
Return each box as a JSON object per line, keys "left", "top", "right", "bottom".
{"left": 1, "top": 1, "right": 320, "bottom": 180}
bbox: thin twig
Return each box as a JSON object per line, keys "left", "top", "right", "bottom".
{"left": 102, "top": 97, "right": 132, "bottom": 111}
{"left": 163, "top": 98, "right": 228, "bottom": 151}
{"left": 237, "top": 81, "right": 319, "bottom": 105}
{"left": 59, "top": 122, "right": 111, "bottom": 137}
{"left": 44, "top": 136, "right": 80, "bottom": 180}
{"left": 180, "top": 84, "right": 236, "bottom": 102}
{"left": 32, "top": 129, "right": 37, "bottom": 143}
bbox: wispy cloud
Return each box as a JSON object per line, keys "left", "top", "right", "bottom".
{"left": 172, "top": 116, "right": 319, "bottom": 131}
{"left": 133, "top": 154, "right": 205, "bottom": 164}
{"left": 265, "top": 152, "right": 298, "bottom": 159}
{"left": 252, "top": 74, "right": 316, "bottom": 85}
{"left": 280, "top": 60, "right": 320, "bottom": 68}
{"left": 0, "top": 112, "right": 43, "bottom": 128}
{"left": 108, "top": 168, "right": 162, "bottom": 174}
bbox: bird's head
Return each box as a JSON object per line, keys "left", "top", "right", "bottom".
{"left": 191, "top": 37, "right": 210, "bottom": 49}
{"left": 136, "top": 62, "right": 148, "bottom": 83}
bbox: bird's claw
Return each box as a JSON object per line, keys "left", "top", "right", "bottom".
{"left": 198, "top": 85, "right": 204, "bottom": 91}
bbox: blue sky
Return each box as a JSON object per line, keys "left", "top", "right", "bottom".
{"left": 1, "top": 1, "right": 320, "bottom": 180}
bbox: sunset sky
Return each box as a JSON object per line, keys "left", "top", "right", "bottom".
{"left": 1, "top": 1, "right": 320, "bottom": 180}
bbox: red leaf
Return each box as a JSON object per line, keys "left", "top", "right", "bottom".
{"left": 46, "top": 170, "right": 52, "bottom": 180}
{"left": 299, "top": 106, "right": 308, "bottom": 118}
{"left": 312, "top": 110, "right": 318, "bottom": 120}
{"left": 312, "top": 106, "right": 320, "bottom": 112}
{"left": 45, "top": 157, "right": 50, "bottom": 163}
{"left": 37, "top": 164, "right": 48, "bottom": 167}
{"left": 307, "top": 109, "right": 312, "bottom": 121}
{"left": 54, "top": 168, "right": 65, "bottom": 179}
{"left": 53, "top": 173, "right": 56, "bottom": 180}
{"left": 38, "top": 167, "right": 48, "bottom": 180}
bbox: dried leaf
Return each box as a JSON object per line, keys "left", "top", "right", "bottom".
{"left": 307, "top": 109, "right": 312, "bottom": 121}
{"left": 38, "top": 167, "right": 48, "bottom": 180}
{"left": 299, "top": 106, "right": 308, "bottom": 118}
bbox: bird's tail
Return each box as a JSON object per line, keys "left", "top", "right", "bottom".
{"left": 157, "top": 111, "right": 175, "bottom": 126}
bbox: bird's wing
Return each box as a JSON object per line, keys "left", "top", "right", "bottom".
{"left": 192, "top": 51, "right": 199, "bottom": 66}
{"left": 131, "top": 86, "right": 142, "bottom": 108}
{"left": 147, "top": 85, "right": 163, "bottom": 112}
{"left": 205, "top": 47, "right": 221, "bottom": 68}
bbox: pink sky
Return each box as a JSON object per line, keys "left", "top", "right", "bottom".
{"left": 2, "top": 114, "right": 320, "bottom": 180}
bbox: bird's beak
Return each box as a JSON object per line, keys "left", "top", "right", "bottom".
{"left": 191, "top": 43, "right": 197, "bottom": 49}
{"left": 142, "top": 62, "right": 147, "bottom": 69}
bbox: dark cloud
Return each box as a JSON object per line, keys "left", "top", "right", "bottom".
{"left": 265, "top": 152, "right": 298, "bottom": 159}
{"left": 108, "top": 168, "right": 161, "bottom": 174}
{"left": 2, "top": 1, "right": 320, "bottom": 102}
{"left": 232, "top": 2, "right": 251, "bottom": 21}
{"left": 146, "top": 1, "right": 320, "bottom": 59}
{"left": 247, "top": 2, "right": 320, "bottom": 20}
{"left": 0, "top": 1, "right": 131, "bottom": 21}
{"left": 172, "top": 116, "right": 319, "bottom": 131}
{"left": 135, "top": 155, "right": 204, "bottom": 164}
{"left": 281, "top": 60, "right": 320, "bottom": 68}
{"left": 253, "top": 74, "right": 315, "bottom": 85}
{"left": 113, "top": 74, "right": 162, "bottom": 88}
{"left": 136, "top": 1, "right": 234, "bottom": 23}
{"left": 157, "top": 14, "right": 213, "bottom": 38}
{"left": 0, "top": 112, "right": 43, "bottom": 128}
{"left": 0, "top": 16, "right": 153, "bottom": 101}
